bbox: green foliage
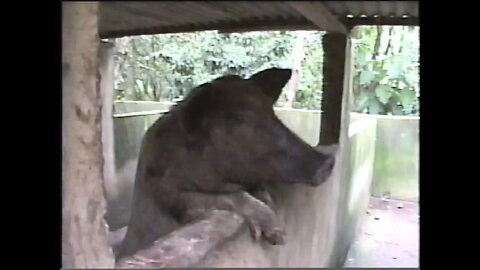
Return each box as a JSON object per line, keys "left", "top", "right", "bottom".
{"left": 113, "top": 26, "right": 419, "bottom": 115}
{"left": 113, "top": 31, "right": 326, "bottom": 110}
{"left": 352, "top": 26, "right": 420, "bottom": 116}
{"left": 293, "top": 32, "right": 324, "bottom": 110}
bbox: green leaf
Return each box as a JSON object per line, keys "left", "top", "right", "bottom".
{"left": 399, "top": 89, "right": 416, "bottom": 108}
{"left": 404, "top": 72, "right": 418, "bottom": 86}
{"left": 391, "top": 105, "right": 404, "bottom": 115}
{"left": 355, "top": 90, "right": 375, "bottom": 112}
{"left": 375, "top": 84, "right": 393, "bottom": 104}
{"left": 359, "top": 70, "right": 375, "bottom": 85}
{"left": 387, "top": 65, "right": 402, "bottom": 79}
{"left": 368, "top": 99, "right": 384, "bottom": 115}
{"left": 356, "top": 51, "right": 367, "bottom": 67}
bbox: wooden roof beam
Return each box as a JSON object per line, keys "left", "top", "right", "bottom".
{"left": 286, "top": 1, "right": 348, "bottom": 34}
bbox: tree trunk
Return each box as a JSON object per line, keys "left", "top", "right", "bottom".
{"left": 284, "top": 31, "right": 307, "bottom": 108}
{"left": 384, "top": 26, "right": 394, "bottom": 56}
{"left": 130, "top": 39, "right": 141, "bottom": 100}
{"left": 62, "top": 2, "right": 115, "bottom": 268}
{"left": 373, "top": 26, "right": 382, "bottom": 61}
{"left": 397, "top": 26, "right": 404, "bottom": 54}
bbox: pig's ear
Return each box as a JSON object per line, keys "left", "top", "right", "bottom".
{"left": 249, "top": 68, "right": 292, "bottom": 103}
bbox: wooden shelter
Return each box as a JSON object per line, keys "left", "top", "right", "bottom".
{"left": 62, "top": 1, "right": 419, "bottom": 268}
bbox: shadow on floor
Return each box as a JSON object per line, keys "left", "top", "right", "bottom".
{"left": 343, "top": 196, "right": 419, "bottom": 268}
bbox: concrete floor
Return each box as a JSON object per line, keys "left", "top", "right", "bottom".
{"left": 343, "top": 197, "right": 419, "bottom": 268}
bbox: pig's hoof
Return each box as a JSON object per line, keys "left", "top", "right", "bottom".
{"left": 261, "top": 195, "right": 275, "bottom": 210}
{"left": 247, "top": 220, "right": 262, "bottom": 241}
{"left": 263, "top": 227, "right": 286, "bottom": 245}
{"left": 252, "top": 190, "right": 275, "bottom": 209}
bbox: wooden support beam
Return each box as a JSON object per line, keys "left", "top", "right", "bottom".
{"left": 99, "top": 41, "right": 118, "bottom": 223}
{"left": 62, "top": 2, "right": 115, "bottom": 268}
{"left": 116, "top": 210, "right": 245, "bottom": 268}
{"left": 319, "top": 33, "right": 348, "bottom": 145}
{"left": 286, "top": 2, "right": 348, "bottom": 34}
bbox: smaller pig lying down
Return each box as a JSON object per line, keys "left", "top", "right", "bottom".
{"left": 117, "top": 68, "right": 338, "bottom": 259}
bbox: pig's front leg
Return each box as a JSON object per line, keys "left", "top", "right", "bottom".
{"left": 178, "top": 191, "right": 285, "bottom": 245}
{"left": 248, "top": 184, "right": 275, "bottom": 209}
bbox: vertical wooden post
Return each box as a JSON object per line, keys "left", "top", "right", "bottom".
{"left": 62, "top": 2, "right": 115, "bottom": 268}
{"left": 319, "top": 33, "right": 348, "bottom": 145}
{"left": 327, "top": 35, "right": 356, "bottom": 266}
{"left": 99, "top": 41, "right": 117, "bottom": 213}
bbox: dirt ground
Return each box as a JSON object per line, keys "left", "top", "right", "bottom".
{"left": 343, "top": 196, "right": 419, "bottom": 268}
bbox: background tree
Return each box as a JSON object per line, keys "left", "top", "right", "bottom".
{"left": 112, "top": 26, "right": 419, "bottom": 115}
{"left": 351, "top": 26, "right": 419, "bottom": 115}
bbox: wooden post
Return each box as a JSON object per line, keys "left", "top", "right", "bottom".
{"left": 62, "top": 2, "right": 115, "bottom": 268}
{"left": 327, "top": 35, "right": 356, "bottom": 266}
{"left": 99, "top": 41, "right": 118, "bottom": 215}
{"left": 319, "top": 33, "right": 348, "bottom": 145}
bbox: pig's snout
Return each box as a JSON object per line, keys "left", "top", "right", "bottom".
{"left": 311, "top": 155, "right": 336, "bottom": 186}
